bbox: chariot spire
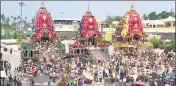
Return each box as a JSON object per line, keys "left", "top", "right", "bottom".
{"left": 130, "top": 1, "right": 135, "bottom": 11}
{"left": 87, "top": 2, "right": 90, "bottom": 12}
{"left": 42, "top": 0, "right": 44, "bottom": 7}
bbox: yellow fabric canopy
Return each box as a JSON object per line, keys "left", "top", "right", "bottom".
{"left": 146, "top": 42, "right": 153, "bottom": 47}
{"left": 104, "top": 34, "right": 112, "bottom": 42}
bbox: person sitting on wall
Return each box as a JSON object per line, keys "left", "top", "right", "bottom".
{"left": 0, "top": 51, "right": 2, "bottom": 60}
{"left": 10, "top": 48, "right": 13, "bottom": 54}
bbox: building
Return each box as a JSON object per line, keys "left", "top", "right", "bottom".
{"left": 143, "top": 16, "right": 175, "bottom": 28}
{"left": 53, "top": 15, "right": 175, "bottom": 40}
{"left": 54, "top": 19, "right": 80, "bottom": 37}
{"left": 143, "top": 16, "right": 175, "bottom": 40}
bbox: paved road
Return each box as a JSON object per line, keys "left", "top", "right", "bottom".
{"left": 1, "top": 50, "right": 58, "bottom": 86}
{"left": 89, "top": 46, "right": 110, "bottom": 61}
{"left": 1, "top": 50, "right": 21, "bottom": 77}
{"left": 21, "top": 74, "right": 57, "bottom": 86}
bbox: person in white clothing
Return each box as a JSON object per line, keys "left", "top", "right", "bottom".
{"left": 99, "top": 72, "right": 103, "bottom": 82}
{"left": 52, "top": 72, "right": 56, "bottom": 82}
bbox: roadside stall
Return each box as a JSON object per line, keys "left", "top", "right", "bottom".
{"left": 98, "top": 43, "right": 108, "bottom": 52}
{"left": 55, "top": 42, "right": 66, "bottom": 57}
{"left": 69, "top": 44, "right": 88, "bottom": 57}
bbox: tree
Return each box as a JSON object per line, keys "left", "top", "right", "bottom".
{"left": 4, "top": 17, "right": 10, "bottom": 25}
{"left": 148, "top": 11, "right": 158, "bottom": 20}
{"left": 170, "top": 40, "right": 176, "bottom": 52}
{"left": 143, "top": 10, "right": 175, "bottom": 20}
{"left": 1, "top": 14, "right": 5, "bottom": 24}
{"left": 104, "top": 15, "right": 121, "bottom": 24}
{"left": 157, "top": 40, "right": 175, "bottom": 52}
{"left": 16, "top": 37, "right": 22, "bottom": 43}
{"left": 142, "top": 14, "right": 148, "bottom": 20}
{"left": 12, "top": 17, "right": 17, "bottom": 25}
{"left": 10, "top": 16, "right": 14, "bottom": 25}
{"left": 114, "top": 16, "right": 121, "bottom": 21}
{"left": 150, "top": 37, "right": 162, "bottom": 48}
{"left": 104, "top": 16, "right": 113, "bottom": 24}
{"left": 17, "top": 32, "right": 21, "bottom": 38}
{"left": 16, "top": 15, "right": 21, "bottom": 23}
{"left": 25, "top": 16, "right": 27, "bottom": 20}
{"left": 157, "top": 11, "right": 170, "bottom": 19}
{"left": 13, "top": 31, "right": 17, "bottom": 39}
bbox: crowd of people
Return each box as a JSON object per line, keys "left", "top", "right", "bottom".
{"left": 2, "top": 39, "right": 175, "bottom": 86}
{"left": 0, "top": 60, "right": 24, "bottom": 86}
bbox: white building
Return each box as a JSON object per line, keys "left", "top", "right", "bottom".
{"left": 54, "top": 19, "right": 80, "bottom": 37}
{"left": 143, "top": 16, "right": 175, "bottom": 28}
{"left": 143, "top": 16, "right": 175, "bottom": 40}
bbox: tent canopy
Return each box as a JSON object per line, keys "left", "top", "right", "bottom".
{"left": 21, "top": 44, "right": 35, "bottom": 50}
{"left": 56, "top": 42, "right": 65, "bottom": 50}
{"left": 1, "top": 71, "right": 7, "bottom": 77}
{"left": 164, "top": 16, "right": 175, "bottom": 21}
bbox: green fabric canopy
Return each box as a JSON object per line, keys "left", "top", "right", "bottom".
{"left": 22, "top": 45, "right": 35, "bottom": 51}
{"left": 56, "top": 43, "right": 65, "bottom": 50}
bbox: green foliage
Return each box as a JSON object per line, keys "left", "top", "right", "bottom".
{"left": 142, "top": 14, "right": 148, "bottom": 20}
{"left": 16, "top": 37, "right": 22, "bottom": 43}
{"left": 150, "top": 37, "right": 176, "bottom": 52}
{"left": 1, "top": 14, "right": 28, "bottom": 30}
{"left": 1, "top": 25, "right": 16, "bottom": 29}
{"left": 148, "top": 12, "right": 159, "bottom": 20}
{"left": 13, "top": 31, "right": 17, "bottom": 39}
{"left": 142, "top": 10, "right": 175, "bottom": 20}
{"left": 170, "top": 40, "right": 176, "bottom": 52}
{"left": 62, "top": 35, "right": 72, "bottom": 39}
{"left": 149, "top": 37, "right": 161, "bottom": 48}
{"left": 104, "top": 16, "right": 121, "bottom": 24}
{"left": 17, "top": 32, "right": 22, "bottom": 38}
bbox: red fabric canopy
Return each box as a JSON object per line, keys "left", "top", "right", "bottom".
{"left": 98, "top": 44, "right": 108, "bottom": 48}
{"left": 70, "top": 45, "right": 87, "bottom": 49}
{"left": 128, "top": 11, "right": 143, "bottom": 37}
{"left": 80, "top": 10, "right": 100, "bottom": 39}
{"left": 33, "top": 6, "right": 55, "bottom": 39}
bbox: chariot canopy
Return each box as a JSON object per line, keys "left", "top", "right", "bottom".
{"left": 31, "top": 0, "right": 55, "bottom": 40}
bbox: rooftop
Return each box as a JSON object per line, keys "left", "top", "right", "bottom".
{"left": 54, "top": 18, "right": 81, "bottom": 21}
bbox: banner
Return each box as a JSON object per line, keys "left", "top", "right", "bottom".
{"left": 104, "top": 34, "right": 112, "bottom": 42}
{"left": 121, "top": 43, "right": 128, "bottom": 47}
{"left": 145, "top": 42, "right": 153, "bottom": 47}
{"left": 114, "top": 42, "right": 121, "bottom": 47}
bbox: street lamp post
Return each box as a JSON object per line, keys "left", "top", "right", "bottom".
{"left": 19, "top": 1, "right": 25, "bottom": 38}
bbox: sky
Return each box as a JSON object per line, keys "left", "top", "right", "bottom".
{"left": 1, "top": 1, "right": 175, "bottom": 22}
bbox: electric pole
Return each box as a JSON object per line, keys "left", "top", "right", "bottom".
{"left": 19, "top": 1, "right": 25, "bottom": 38}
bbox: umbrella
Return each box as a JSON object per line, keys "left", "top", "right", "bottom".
{"left": 1, "top": 71, "right": 7, "bottom": 77}
{"left": 46, "top": 62, "right": 52, "bottom": 65}
{"left": 78, "top": 75, "right": 85, "bottom": 79}
{"left": 167, "top": 53, "right": 174, "bottom": 58}
{"left": 133, "top": 81, "right": 148, "bottom": 86}
{"left": 70, "top": 74, "right": 76, "bottom": 78}
{"left": 35, "top": 82, "right": 41, "bottom": 85}
{"left": 125, "top": 83, "right": 132, "bottom": 86}
{"left": 65, "top": 77, "right": 72, "bottom": 82}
